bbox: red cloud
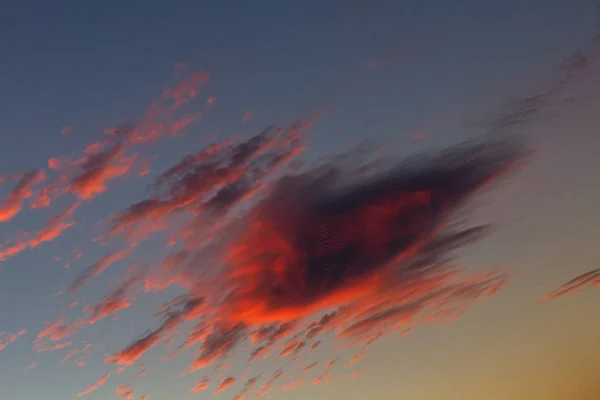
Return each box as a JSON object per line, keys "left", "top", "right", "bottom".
{"left": 36, "top": 318, "right": 84, "bottom": 343}
{"left": 0, "top": 201, "right": 79, "bottom": 261}
{"left": 67, "top": 141, "right": 134, "bottom": 200}
{"left": 0, "top": 170, "right": 45, "bottom": 222}
{"left": 106, "top": 118, "right": 310, "bottom": 243}
{"left": 100, "top": 136, "right": 524, "bottom": 389}
{"left": 77, "top": 373, "right": 109, "bottom": 397}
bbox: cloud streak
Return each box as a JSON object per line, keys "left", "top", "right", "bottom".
{"left": 77, "top": 373, "right": 109, "bottom": 397}
{"left": 0, "top": 170, "right": 45, "bottom": 222}
{"left": 542, "top": 268, "right": 600, "bottom": 302}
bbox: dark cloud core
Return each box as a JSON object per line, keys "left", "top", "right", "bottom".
{"left": 197, "top": 139, "right": 527, "bottom": 326}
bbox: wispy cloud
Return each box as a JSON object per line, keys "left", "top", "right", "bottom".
{"left": 0, "top": 170, "right": 45, "bottom": 222}
{"left": 77, "top": 373, "right": 109, "bottom": 397}
{"left": 542, "top": 268, "right": 600, "bottom": 302}
{"left": 68, "top": 248, "right": 131, "bottom": 292}
{"left": 214, "top": 376, "right": 236, "bottom": 393}
{"left": 0, "top": 329, "right": 27, "bottom": 351}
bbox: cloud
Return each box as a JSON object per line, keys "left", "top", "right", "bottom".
{"left": 162, "top": 71, "right": 210, "bottom": 111}
{"left": 0, "top": 201, "right": 79, "bottom": 261}
{"left": 256, "top": 370, "right": 283, "bottom": 398}
{"left": 242, "top": 110, "right": 255, "bottom": 122}
{"left": 106, "top": 296, "right": 204, "bottom": 366}
{"left": 0, "top": 169, "right": 45, "bottom": 222}
{"left": 67, "top": 140, "right": 134, "bottom": 200}
{"left": 84, "top": 274, "right": 141, "bottom": 324}
{"left": 106, "top": 118, "right": 311, "bottom": 242}
{"left": 304, "top": 361, "right": 319, "bottom": 371}
{"left": 116, "top": 385, "right": 135, "bottom": 400}
{"left": 483, "top": 29, "right": 600, "bottom": 136}
{"left": 24, "top": 362, "right": 37, "bottom": 371}
{"left": 68, "top": 248, "right": 131, "bottom": 292}
{"left": 103, "top": 133, "right": 525, "bottom": 391}
{"left": 0, "top": 329, "right": 27, "bottom": 350}
{"left": 191, "top": 377, "right": 210, "bottom": 392}
{"left": 191, "top": 323, "right": 247, "bottom": 371}
{"left": 214, "top": 376, "right": 236, "bottom": 393}
{"left": 542, "top": 268, "right": 600, "bottom": 302}
{"left": 197, "top": 139, "right": 524, "bottom": 330}
{"left": 77, "top": 373, "right": 109, "bottom": 397}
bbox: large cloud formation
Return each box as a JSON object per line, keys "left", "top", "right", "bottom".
{"left": 101, "top": 130, "right": 527, "bottom": 398}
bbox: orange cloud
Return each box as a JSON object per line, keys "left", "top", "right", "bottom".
{"left": 214, "top": 376, "right": 236, "bottom": 393}
{"left": 191, "top": 377, "right": 210, "bottom": 392}
{"left": 77, "top": 373, "right": 109, "bottom": 397}
{"left": 304, "top": 362, "right": 319, "bottom": 371}
{"left": 116, "top": 384, "right": 135, "bottom": 400}
{"left": 37, "top": 318, "right": 84, "bottom": 343}
{"left": 312, "top": 371, "right": 332, "bottom": 386}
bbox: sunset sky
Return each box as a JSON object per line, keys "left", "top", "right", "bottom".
{"left": 1, "top": 1, "right": 600, "bottom": 400}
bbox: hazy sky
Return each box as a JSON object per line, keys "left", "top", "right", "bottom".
{"left": 1, "top": 1, "right": 599, "bottom": 400}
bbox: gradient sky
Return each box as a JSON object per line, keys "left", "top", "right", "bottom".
{"left": 1, "top": 1, "right": 600, "bottom": 400}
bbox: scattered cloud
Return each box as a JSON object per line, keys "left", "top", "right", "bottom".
{"left": 0, "top": 201, "right": 79, "bottom": 261}
{"left": 191, "top": 377, "right": 211, "bottom": 392}
{"left": 116, "top": 384, "right": 136, "bottom": 400}
{"left": 0, "top": 329, "right": 27, "bottom": 350}
{"left": 68, "top": 248, "right": 131, "bottom": 292}
{"left": 67, "top": 140, "right": 134, "bottom": 200}
{"left": 542, "top": 268, "right": 600, "bottom": 302}
{"left": 242, "top": 110, "right": 255, "bottom": 122}
{"left": 77, "top": 373, "right": 109, "bottom": 397}
{"left": 214, "top": 376, "right": 236, "bottom": 393}
{"left": 0, "top": 170, "right": 45, "bottom": 222}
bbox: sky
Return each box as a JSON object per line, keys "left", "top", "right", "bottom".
{"left": 0, "top": 1, "right": 599, "bottom": 400}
